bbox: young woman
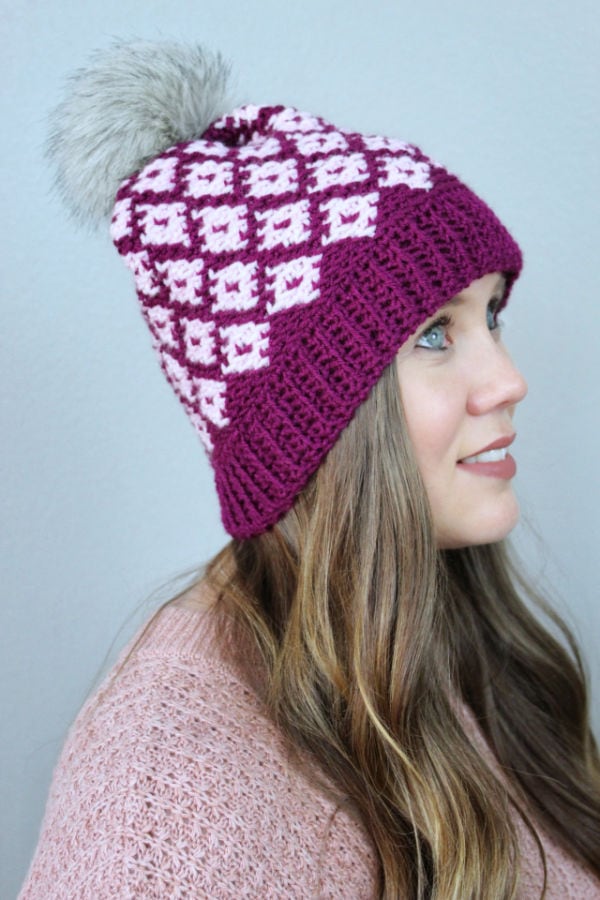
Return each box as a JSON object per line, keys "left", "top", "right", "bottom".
{"left": 20, "top": 41, "right": 600, "bottom": 898}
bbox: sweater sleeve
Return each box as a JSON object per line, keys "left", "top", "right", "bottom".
{"left": 18, "top": 609, "right": 377, "bottom": 900}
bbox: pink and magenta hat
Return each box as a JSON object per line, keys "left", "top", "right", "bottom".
{"left": 49, "top": 44, "right": 522, "bottom": 538}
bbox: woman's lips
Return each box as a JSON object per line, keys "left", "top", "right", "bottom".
{"left": 457, "top": 435, "right": 517, "bottom": 479}
{"left": 457, "top": 454, "right": 516, "bottom": 479}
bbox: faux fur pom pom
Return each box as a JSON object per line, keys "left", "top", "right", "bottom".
{"left": 47, "top": 40, "right": 232, "bottom": 226}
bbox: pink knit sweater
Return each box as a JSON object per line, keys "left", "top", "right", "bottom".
{"left": 20, "top": 603, "right": 600, "bottom": 899}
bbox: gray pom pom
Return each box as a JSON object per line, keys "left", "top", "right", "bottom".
{"left": 47, "top": 40, "right": 233, "bottom": 226}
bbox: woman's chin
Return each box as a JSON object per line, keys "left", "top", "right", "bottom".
{"left": 435, "top": 496, "right": 521, "bottom": 549}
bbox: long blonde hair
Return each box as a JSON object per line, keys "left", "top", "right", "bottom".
{"left": 204, "top": 360, "right": 600, "bottom": 898}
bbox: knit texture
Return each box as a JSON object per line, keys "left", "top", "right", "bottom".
{"left": 20, "top": 603, "right": 600, "bottom": 899}
{"left": 110, "top": 104, "right": 522, "bottom": 538}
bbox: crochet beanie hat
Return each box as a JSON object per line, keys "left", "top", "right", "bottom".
{"left": 49, "top": 42, "right": 522, "bottom": 539}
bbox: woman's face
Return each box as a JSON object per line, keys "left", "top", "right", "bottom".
{"left": 396, "top": 272, "right": 528, "bottom": 548}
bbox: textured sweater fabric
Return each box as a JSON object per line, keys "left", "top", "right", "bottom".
{"left": 20, "top": 603, "right": 600, "bottom": 899}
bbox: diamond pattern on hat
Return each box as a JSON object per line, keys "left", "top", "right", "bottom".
{"left": 145, "top": 306, "right": 178, "bottom": 349}
{"left": 219, "top": 321, "right": 270, "bottom": 375}
{"left": 265, "top": 255, "right": 321, "bottom": 315}
{"left": 156, "top": 258, "right": 204, "bottom": 304}
{"left": 237, "top": 137, "right": 282, "bottom": 160}
{"left": 242, "top": 159, "right": 299, "bottom": 198}
{"left": 377, "top": 155, "right": 433, "bottom": 191}
{"left": 139, "top": 203, "right": 190, "bottom": 246}
{"left": 196, "top": 378, "right": 229, "bottom": 428}
{"left": 132, "top": 157, "right": 178, "bottom": 194}
{"left": 182, "top": 319, "right": 217, "bottom": 365}
{"left": 183, "top": 160, "right": 234, "bottom": 198}
{"left": 362, "top": 135, "right": 414, "bottom": 154}
{"left": 192, "top": 205, "right": 249, "bottom": 253}
{"left": 184, "top": 139, "right": 229, "bottom": 158}
{"left": 292, "top": 131, "right": 349, "bottom": 156}
{"left": 209, "top": 261, "right": 259, "bottom": 313}
{"left": 212, "top": 104, "right": 263, "bottom": 131}
{"left": 320, "top": 194, "right": 379, "bottom": 245}
{"left": 270, "top": 107, "right": 325, "bottom": 133}
{"left": 162, "top": 352, "right": 196, "bottom": 403}
{"left": 111, "top": 198, "right": 132, "bottom": 240}
{"left": 124, "top": 250, "right": 159, "bottom": 297}
{"left": 307, "top": 153, "right": 369, "bottom": 192}
{"left": 255, "top": 200, "right": 311, "bottom": 250}
{"left": 111, "top": 102, "right": 523, "bottom": 538}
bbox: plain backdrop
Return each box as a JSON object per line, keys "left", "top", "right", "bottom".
{"left": 2, "top": 1, "right": 599, "bottom": 896}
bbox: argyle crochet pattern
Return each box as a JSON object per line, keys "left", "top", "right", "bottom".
{"left": 110, "top": 104, "right": 522, "bottom": 537}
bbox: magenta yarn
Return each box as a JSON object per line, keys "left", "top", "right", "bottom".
{"left": 110, "top": 104, "right": 522, "bottom": 538}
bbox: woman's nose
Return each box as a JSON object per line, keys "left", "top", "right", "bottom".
{"left": 466, "top": 342, "right": 528, "bottom": 416}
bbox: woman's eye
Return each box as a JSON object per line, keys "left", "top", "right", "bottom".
{"left": 416, "top": 321, "right": 449, "bottom": 350}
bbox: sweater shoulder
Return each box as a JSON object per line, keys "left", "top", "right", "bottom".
{"left": 19, "top": 602, "right": 378, "bottom": 899}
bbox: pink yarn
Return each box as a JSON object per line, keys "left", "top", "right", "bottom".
{"left": 20, "top": 604, "right": 600, "bottom": 898}
{"left": 110, "top": 104, "right": 522, "bottom": 537}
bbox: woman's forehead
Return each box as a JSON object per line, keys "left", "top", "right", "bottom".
{"left": 449, "top": 273, "right": 507, "bottom": 306}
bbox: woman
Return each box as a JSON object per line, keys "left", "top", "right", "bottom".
{"left": 20, "top": 41, "right": 600, "bottom": 898}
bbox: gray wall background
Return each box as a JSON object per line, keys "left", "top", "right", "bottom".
{"left": 2, "top": 1, "right": 599, "bottom": 896}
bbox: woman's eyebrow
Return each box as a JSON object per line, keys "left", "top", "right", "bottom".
{"left": 448, "top": 276, "right": 507, "bottom": 306}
